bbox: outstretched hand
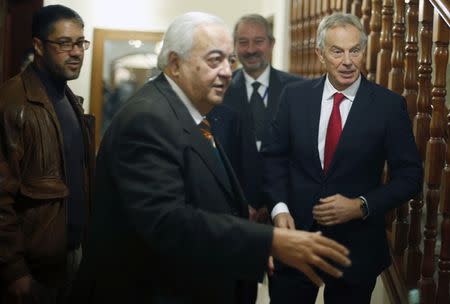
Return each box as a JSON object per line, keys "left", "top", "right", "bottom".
{"left": 271, "top": 228, "right": 351, "bottom": 286}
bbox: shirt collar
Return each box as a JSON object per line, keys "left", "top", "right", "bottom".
{"left": 323, "top": 73, "right": 361, "bottom": 102}
{"left": 164, "top": 73, "right": 204, "bottom": 125}
{"left": 243, "top": 64, "right": 271, "bottom": 88}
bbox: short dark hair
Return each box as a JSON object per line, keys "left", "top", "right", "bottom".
{"left": 233, "top": 14, "right": 274, "bottom": 43}
{"left": 32, "top": 5, "right": 84, "bottom": 40}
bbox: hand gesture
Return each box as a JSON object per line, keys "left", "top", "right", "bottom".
{"left": 312, "top": 194, "right": 363, "bottom": 226}
{"left": 271, "top": 228, "right": 351, "bottom": 286}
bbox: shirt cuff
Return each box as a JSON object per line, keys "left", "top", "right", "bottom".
{"left": 271, "top": 202, "right": 290, "bottom": 220}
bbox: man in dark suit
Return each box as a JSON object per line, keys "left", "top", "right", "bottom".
{"left": 263, "top": 13, "right": 423, "bottom": 304}
{"left": 71, "top": 12, "right": 351, "bottom": 304}
{"left": 209, "top": 14, "right": 302, "bottom": 213}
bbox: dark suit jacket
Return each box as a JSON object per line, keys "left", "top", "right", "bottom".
{"left": 262, "top": 75, "right": 422, "bottom": 282}
{"left": 72, "top": 74, "right": 273, "bottom": 304}
{"left": 209, "top": 67, "right": 302, "bottom": 208}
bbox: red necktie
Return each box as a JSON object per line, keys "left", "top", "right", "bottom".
{"left": 324, "top": 92, "right": 345, "bottom": 173}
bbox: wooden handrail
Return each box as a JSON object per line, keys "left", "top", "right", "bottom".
{"left": 429, "top": 0, "right": 450, "bottom": 27}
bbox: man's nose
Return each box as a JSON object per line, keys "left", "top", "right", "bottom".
{"left": 342, "top": 51, "right": 352, "bottom": 65}
{"left": 69, "top": 44, "right": 84, "bottom": 56}
{"left": 220, "top": 59, "right": 232, "bottom": 78}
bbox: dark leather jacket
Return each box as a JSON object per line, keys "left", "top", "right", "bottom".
{"left": 0, "top": 65, "right": 95, "bottom": 287}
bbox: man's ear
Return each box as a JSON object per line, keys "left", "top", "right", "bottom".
{"left": 167, "top": 52, "right": 181, "bottom": 77}
{"left": 315, "top": 48, "right": 325, "bottom": 64}
{"left": 32, "top": 37, "right": 44, "bottom": 57}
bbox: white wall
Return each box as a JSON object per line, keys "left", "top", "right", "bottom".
{"left": 43, "top": 0, "right": 290, "bottom": 111}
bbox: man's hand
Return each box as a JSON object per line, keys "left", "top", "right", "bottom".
{"left": 273, "top": 212, "right": 295, "bottom": 230}
{"left": 4, "top": 275, "right": 42, "bottom": 304}
{"left": 312, "top": 194, "right": 362, "bottom": 226}
{"left": 271, "top": 228, "right": 351, "bottom": 286}
{"left": 248, "top": 206, "right": 269, "bottom": 224}
{"left": 267, "top": 256, "right": 274, "bottom": 276}
{"left": 248, "top": 206, "right": 257, "bottom": 221}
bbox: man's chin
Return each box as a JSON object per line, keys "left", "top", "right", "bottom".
{"left": 243, "top": 62, "right": 263, "bottom": 71}
{"left": 65, "top": 72, "right": 81, "bottom": 81}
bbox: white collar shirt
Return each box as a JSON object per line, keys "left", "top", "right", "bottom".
{"left": 318, "top": 74, "right": 361, "bottom": 168}
{"left": 243, "top": 65, "right": 271, "bottom": 107}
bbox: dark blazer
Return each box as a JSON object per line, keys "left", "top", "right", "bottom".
{"left": 262, "top": 75, "right": 422, "bottom": 282}
{"left": 209, "top": 67, "right": 303, "bottom": 207}
{"left": 72, "top": 74, "right": 273, "bottom": 304}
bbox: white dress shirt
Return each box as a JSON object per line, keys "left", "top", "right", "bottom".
{"left": 165, "top": 73, "right": 204, "bottom": 125}
{"left": 271, "top": 74, "right": 362, "bottom": 219}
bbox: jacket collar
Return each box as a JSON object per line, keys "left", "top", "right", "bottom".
{"left": 21, "top": 64, "right": 84, "bottom": 115}
{"left": 153, "top": 74, "right": 237, "bottom": 200}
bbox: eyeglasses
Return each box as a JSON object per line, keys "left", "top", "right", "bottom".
{"left": 43, "top": 39, "right": 90, "bottom": 51}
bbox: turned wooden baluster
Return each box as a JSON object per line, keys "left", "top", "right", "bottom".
{"left": 303, "top": 1, "right": 311, "bottom": 78}
{"left": 414, "top": 0, "right": 433, "bottom": 160}
{"left": 404, "top": 0, "right": 423, "bottom": 290}
{"left": 388, "top": 0, "right": 409, "bottom": 272}
{"left": 437, "top": 118, "right": 450, "bottom": 304}
{"left": 366, "top": 0, "right": 382, "bottom": 81}
{"left": 361, "top": 0, "right": 371, "bottom": 34}
{"left": 419, "top": 10, "right": 448, "bottom": 304}
{"left": 322, "top": 0, "right": 335, "bottom": 16}
{"left": 296, "top": 0, "right": 304, "bottom": 75}
{"left": 309, "top": 1, "right": 317, "bottom": 78}
{"left": 343, "top": 0, "right": 352, "bottom": 13}
{"left": 335, "top": 0, "right": 343, "bottom": 12}
{"left": 376, "top": 0, "right": 393, "bottom": 86}
{"left": 360, "top": 0, "right": 371, "bottom": 76}
{"left": 403, "top": 0, "right": 418, "bottom": 121}
{"left": 290, "top": 0, "right": 297, "bottom": 74}
{"left": 314, "top": 0, "right": 323, "bottom": 77}
{"left": 388, "top": 0, "right": 404, "bottom": 94}
{"left": 319, "top": 0, "right": 331, "bottom": 75}
{"left": 298, "top": 0, "right": 305, "bottom": 76}
{"left": 351, "top": 0, "right": 362, "bottom": 17}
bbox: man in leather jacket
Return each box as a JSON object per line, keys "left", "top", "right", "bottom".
{"left": 0, "top": 5, "right": 94, "bottom": 303}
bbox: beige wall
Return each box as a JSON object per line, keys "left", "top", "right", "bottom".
{"left": 43, "top": 0, "right": 291, "bottom": 111}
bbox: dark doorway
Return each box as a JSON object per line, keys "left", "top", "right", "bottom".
{"left": 0, "top": 0, "right": 42, "bottom": 84}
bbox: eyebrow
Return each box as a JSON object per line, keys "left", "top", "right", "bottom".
{"left": 55, "top": 36, "right": 85, "bottom": 40}
{"left": 206, "top": 49, "right": 227, "bottom": 56}
{"left": 330, "top": 43, "right": 361, "bottom": 49}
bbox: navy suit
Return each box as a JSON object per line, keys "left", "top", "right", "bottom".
{"left": 209, "top": 67, "right": 302, "bottom": 208}
{"left": 262, "top": 75, "right": 422, "bottom": 303}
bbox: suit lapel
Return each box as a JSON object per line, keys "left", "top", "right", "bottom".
{"left": 153, "top": 74, "right": 235, "bottom": 199}
{"left": 266, "top": 67, "right": 282, "bottom": 114}
{"left": 308, "top": 77, "right": 327, "bottom": 177}
{"left": 325, "top": 76, "right": 373, "bottom": 176}
{"left": 230, "top": 70, "right": 252, "bottom": 120}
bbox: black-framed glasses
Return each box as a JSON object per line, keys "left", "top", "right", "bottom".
{"left": 43, "top": 39, "right": 90, "bottom": 51}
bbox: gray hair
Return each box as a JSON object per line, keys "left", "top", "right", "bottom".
{"left": 157, "top": 12, "right": 228, "bottom": 70}
{"left": 316, "top": 13, "right": 367, "bottom": 50}
{"left": 233, "top": 14, "right": 274, "bottom": 43}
